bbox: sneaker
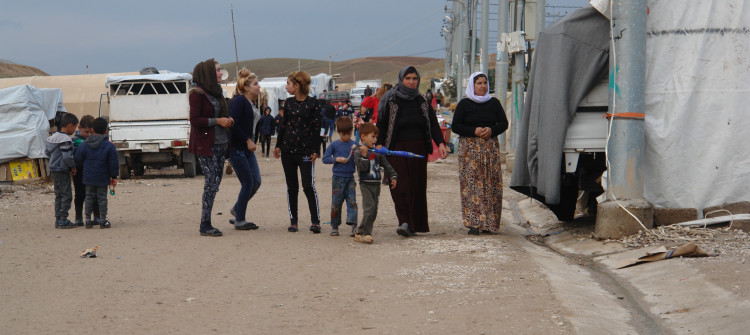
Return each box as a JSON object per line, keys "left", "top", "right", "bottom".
{"left": 85, "top": 220, "right": 94, "bottom": 229}
{"left": 57, "top": 219, "right": 77, "bottom": 229}
{"left": 288, "top": 224, "right": 298, "bottom": 232}
{"left": 330, "top": 229, "right": 339, "bottom": 236}
{"left": 100, "top": 220, "right": 111, "bottom": 229}
{"left": 235, "top": 221, "right": 259, "bottom": 230}
{"left": 396, "top": 223, "right": 410, "bottom": 237}
{"left": 75, "top": 219, "right": 84, "bottom": 227}
{"left": 54, "top": 218, "right": 60, "bottom": 229}
{"left": 468, "top": 227, "right": 480, "bottom": 235}
{"left": 310, "top": 224, "right": 321, "bottom": 234}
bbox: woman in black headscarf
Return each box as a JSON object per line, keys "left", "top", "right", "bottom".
{"left": 188, "top": 58, "right": 234, "bottom": 237}
{"left": 376, "top": 66, "right": 447, "bottom": 237}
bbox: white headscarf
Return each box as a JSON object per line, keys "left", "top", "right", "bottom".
{"left": 465, "top": 72, "right": 492, "bottom": 104}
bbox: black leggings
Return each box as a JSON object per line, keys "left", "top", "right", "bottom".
{"left": 280, "top": 153, "right": 319, "bottom": 225}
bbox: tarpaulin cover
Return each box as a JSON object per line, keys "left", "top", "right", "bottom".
{"left": 105, "top": 73, "right": 192, "bottom": 85}
{"left": 643, "top": 0, "right": 750, "bottom": 212}
{"left": 0, "top": 84, "right": 65, "bottom": 163}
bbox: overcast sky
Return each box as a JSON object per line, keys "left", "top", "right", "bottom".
{"left": 1, "top": 0, "right": 588, "bottom": 76}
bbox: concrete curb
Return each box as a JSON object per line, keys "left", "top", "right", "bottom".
{"left": 510, "top": 199, "right": 750, "bottom": 335}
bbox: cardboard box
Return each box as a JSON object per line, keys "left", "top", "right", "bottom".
{"left": 10, "top": 159, "right": 41, "bottom": 181}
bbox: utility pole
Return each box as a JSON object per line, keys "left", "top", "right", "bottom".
{"left": 536, "top": 0, "right": 546, "bottom": 41}
{"left": 595, "top": 0, "right": 653, "bottom": 238}
{"left": 510, "top": 0, "right": 526, "bottom": 151}
{"left": 456, "top": 0, "right": 466, "bottom": 101}
{"left": 480, "top": 0, "right": 489, "bottom": 74}
{"left": 469, "top": 0, "right": 477, "bottom": 74}
{"left": 495, "top": 0, "right": 510, "bottom": 151}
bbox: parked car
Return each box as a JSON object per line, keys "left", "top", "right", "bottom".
{"left": 349, "top": 87, "right": 367, "bottom": 108}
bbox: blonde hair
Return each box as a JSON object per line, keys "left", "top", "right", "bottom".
{"left": 288, "top": 71, "right": 311, "bottom": 95}
{"left": 235, "top": 67, "right": 257, "bottom": 96}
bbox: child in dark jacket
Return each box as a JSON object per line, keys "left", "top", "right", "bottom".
{"left": 322, "top": 116, "right": 358, "bottom": 236}
{"left": 46, "top": 113, "right": 79, "bottom": 229}
{"left": 353, "top": 123, "right": 397, "bottom": 244}
{"left": 258, "top": 106, "right": 275, "bottom": 157}
{"left": 71, "top": 115, "right": 99, "bottom": 226}
{"left": 75, "top": 117, "right": 119, "bottom": 229}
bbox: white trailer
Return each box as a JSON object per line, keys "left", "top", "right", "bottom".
{"left": 105, "top": 73, "right": 196, "bottom": 179}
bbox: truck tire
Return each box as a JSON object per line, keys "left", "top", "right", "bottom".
{"left": 133, "top": 165, "right": 145, "bottom": 176}
{"left": 184, "top": 159, "right": 196, "bottom": 178}
{"left": 119, "top": 165, "right": 131, "bottom": 180}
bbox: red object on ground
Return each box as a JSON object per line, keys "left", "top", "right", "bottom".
{"left": 428, "top": 126, "right": 449, "bottom": 162}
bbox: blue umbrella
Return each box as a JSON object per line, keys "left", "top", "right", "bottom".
{"left": 368, "top": 147, "right": 424, "bottom": 159}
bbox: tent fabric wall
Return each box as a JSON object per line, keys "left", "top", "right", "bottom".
{"left": 643, "top": 0, "right": 750, "bottom": 213}
{"left": 0, "top": 85, "right": 64, "bottom": 163}
{"left": 259, "top": 77, "right": 290, "bottom": 117}
{"left": 0, "top": 72, "right": 137, "bottom": 120}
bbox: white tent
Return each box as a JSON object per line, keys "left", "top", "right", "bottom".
{"left": 0, "top": 85, "right": 65, "bottom": 163}
{"left": 259, "top": 77, "right": 290, "bottom": 117}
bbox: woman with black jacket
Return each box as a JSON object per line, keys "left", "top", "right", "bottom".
{"left": 273, "top": 71, "right": 322, "bottom": 233}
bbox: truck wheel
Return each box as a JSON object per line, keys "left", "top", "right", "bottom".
{"left": 184, "top": 159, "right": 196, "bottom": 178}
{"left": 119, "top": 165, "right": 131, "bottom": 180}
{"left": 133, "top": 165, "right": 145, "bottom": 176}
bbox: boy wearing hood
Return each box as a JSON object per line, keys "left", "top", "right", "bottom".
{"left": 75, "top": 117, "right": 119, "bottom": 229}
{"left": 46, "top": 113, "right": 79, "bottom": 229}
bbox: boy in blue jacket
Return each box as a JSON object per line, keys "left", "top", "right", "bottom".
{"left": 322, "top": 116, "right": 358, "bottom": 236}
{"left": 46, "top": 113, "right": 79, "bottom": 229}
{"left": 75, "top": 117, "right": 119, "bottom": 229}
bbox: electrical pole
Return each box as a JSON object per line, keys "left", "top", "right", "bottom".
{"left": 595, "top": 0, "right": 653, "bottom": 238}
{"left": 510, "top": 0, "right": 526, "bottom": 151}
{"left": 469, "top": 0, "right": 477, "bottom": 74}
{"left": 480, "top": 0, "right": 489, "bottom": 74}
{"left": 495, "top": 0, "right": 510, "bottom": 151}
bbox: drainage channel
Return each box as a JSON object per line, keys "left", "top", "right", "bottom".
{"left": 509, "top": 199, "right": 673, "bottom": 335}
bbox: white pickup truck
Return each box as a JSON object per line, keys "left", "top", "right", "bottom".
{"left": 105, "top": 73, "right": 197, "bottom": 179}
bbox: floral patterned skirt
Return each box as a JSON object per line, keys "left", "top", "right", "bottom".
{"left": 458, "top": 136, "right": 503, "bottom": 231}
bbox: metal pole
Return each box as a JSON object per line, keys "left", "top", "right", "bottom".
{"left": 469, "top": 0, "right": 477, "bottom": 74}
{"left": 230, "top": 5, "right": 240, "bottom": 80}
{"left": 606, "top": 0, "right": 647, "bottom": 200}
{"left": 495, "top": 0, "right": 510, "bottom": 151}
{"left": 457, "top": 0, "right": 465, "bottom": 101}
{"left": 480, "top": 0, "right": 489, "bottom": 74}
{"left": 510, "top": 0, "right": 526, "bottom": 151}
{"left": 536, "top": 0, "right": 546, "bottom": 41}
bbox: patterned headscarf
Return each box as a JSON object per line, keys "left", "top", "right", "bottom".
{"left": 465, "top": 72, "right": 492, "bottom": 104}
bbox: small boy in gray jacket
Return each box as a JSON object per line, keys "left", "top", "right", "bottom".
{"left": 353, "top": 123, "right": 397, "bottom": 244}
{"left": 46, "top": 113, "right": 79, "bottom": 229}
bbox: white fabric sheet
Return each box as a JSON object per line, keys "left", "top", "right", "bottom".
{"left": 0, "top": 85, "right": 65, "bottom": 163}
{"left": 644, "top": 0, "right": 750, "bottom": 212}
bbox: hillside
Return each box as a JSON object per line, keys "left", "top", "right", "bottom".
{"left": 222, "top": 56, "right": 445, "bottom": 90}
{"left": 0, "top": 62, "right": 49, "bottom": 78}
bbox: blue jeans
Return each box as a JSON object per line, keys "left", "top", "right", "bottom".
{"left": 229, "top": 149, "right": 261, "bottom": 222}
{"left": 325, "top": 117, "right": 335, "bottom": 140}
{"left": 330, "top": 175, "right": 357, "bottom": 228}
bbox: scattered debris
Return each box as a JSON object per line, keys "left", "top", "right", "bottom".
{"left": 81, "top": 246, "right": 98, "bottom": 258}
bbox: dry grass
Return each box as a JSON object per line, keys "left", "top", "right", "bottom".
{"left": 0, "top": 62, "right": 49, "bottom": 78}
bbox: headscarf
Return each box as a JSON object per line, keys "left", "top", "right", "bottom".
{"left": 465, "top": 71, "right": 492, "bottom": 104}
{"left": 192, "top": 58, "right": 229, "bottom": 117}
{"left": 377, "top": 66, "right": 421, "bottom": 121}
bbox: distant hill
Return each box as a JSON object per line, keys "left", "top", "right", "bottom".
{"left": 222, "top": 56, "right": 445, "bottom": 90}
{"left": 0, "top": 62, "right": 49, "bottom": 78}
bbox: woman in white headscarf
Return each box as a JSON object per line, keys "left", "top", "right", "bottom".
{"left": 451, "top": 72, "right": 509, "bottom": 235}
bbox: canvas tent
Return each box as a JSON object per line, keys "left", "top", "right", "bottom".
{"left": 0, "top": 85, "right": 65, "bottom": 163}
{"left": 0, "top": 72, "right": 137, "bottom": 120}
{"left": 512, "top": 1, "right": 750, "bottom": 217}
{"left": 259, "top": 77, "right": 290, "bottom": 117}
